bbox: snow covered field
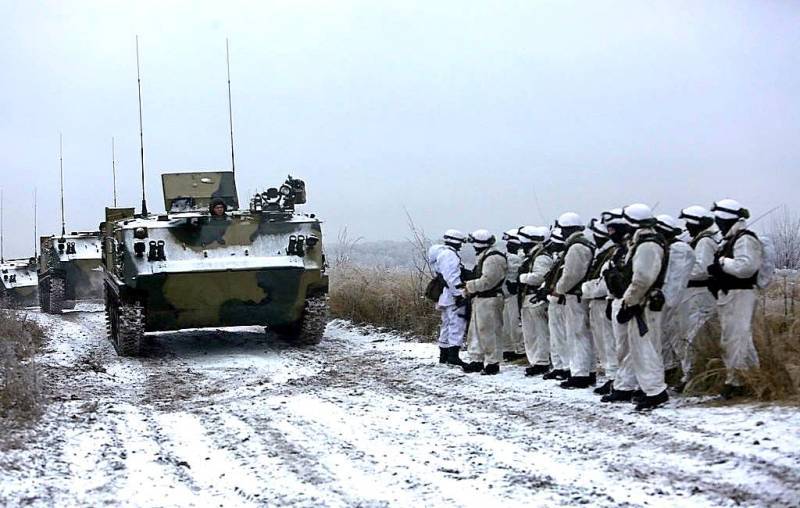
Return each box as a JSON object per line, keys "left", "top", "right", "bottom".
{"left": 1, "top": 305, "right": 799, "bottom": 507}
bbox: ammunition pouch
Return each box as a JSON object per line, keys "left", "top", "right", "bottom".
{"left": 424, "top": 274, "right": 446, "bottom": 302}
{"left": 506, "top": 281, "right": 519, "bottom": 295}
{"left": 603, "top": 267, "right": 628, "bottom": 299}
{"left": 647, "top": 289, "right": 665, "bottom": 312}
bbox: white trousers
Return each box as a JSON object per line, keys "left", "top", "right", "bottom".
{"left": 502, "top": 295, "right": 524, "bottom": 354}
{"left": 718, "top": 289, "right": 760, "bottom": 386}
{"left": 565, "top": 295, "right": 594, "bottom": 377}
{"left": 589, "top": 299, "right": 617, "bottom": 379}
{"left": 626, "top": 306, "right": 667, "bottom": 396}
{"left": 679, "top": 287, "right": 718, "bottom": 382}
{"left": 611, "top": 299, "right": 637, "bottom": 391}
{"left": 521, "top": 300, "right": 550, "bottom": 366}
{"left": 548, "top": 300, "right": 567, "bottom": 371}
{"left": 467, "top": 296, "right": 503, "bottom": 365}
{"left": 438, "top": 304, "right": 467, "bottom": 348}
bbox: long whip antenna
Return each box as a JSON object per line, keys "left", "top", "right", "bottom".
{"left": 1, "top": 188, "right": 4, "bottom": 263}
{"left": 112, "top": 136, "right": 118, "bottom": 207}
{"left": 34, "top": 188, "right": 38, "bottom": 258}
{"left": 59, "top": 132, "right": 66, "bottom": 236}
{"left": 226, "top": 38, "right": 236, "bottom": 174}
{"left": 136, "top": 36, "right": 148, "bottom": 215}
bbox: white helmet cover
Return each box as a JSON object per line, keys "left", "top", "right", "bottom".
{"left": 518, "top": 225, "right": 549, "bottom": 244}
{"left": 601, "top": 207, "right": 626, "bottom": 226}
{"left": 469, "top": 229, "right": 496, "bottom": 246}
{"left": 588, "top": 218, "right": 608, "bottom": 237}
{"left": 549, "top": 227, "right": 565, "bottom": 244}
{"left": 679, "top": 205, "right": 713, "bottom": 225}
{"left": 655, "top": 214, "right": 683, "bottom": 235}
{"left": 502, "top": 228, "right": 521, "bottom": 245}
{"left": 711, "top": 199, "right": 750, "bottom": 220}
{"left": 623, "top": 203, "right": 655, "bottom": 228}
{"left": 443, "top": 229, "right": 467, "bottom": 245}
{"left": 556, "top": 212, "right": 583, "bottom": 228}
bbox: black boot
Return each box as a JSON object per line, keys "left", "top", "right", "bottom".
{"left": 720, "top": 384, "right": 747, "bottom": 400}
{"left": 553, "top": 369, "right": 571, "bottom": 381}
{"left": 559, "top": 376, "right": 594, "bottom": 389}
{"left": 481, "top": 363, "right": 500, "bottom": 375}
{"left": 462, "top": 361, "right": 484, "bottom": 373}
{"left": 543, "top": 368, "right": 566, "bottom": 380}
{"left": 601, "top": 389, "right": 634, "bottom": 403}
{"left": 446, "top": 346, "right": 467, "bottom": 367}
{"left": 593, "top": 379, "right": 614, "bottom": 395}
{"left": 588, "top": 372, "right": 597, "bottom": 385}
{"left": 502, "top": 351, "right": 513, "bottom": 361}
{"left": 525, "top": 364, "right": 551, "bottom": 377}
{"left": 635, "top": 390, "right": 669, "bottom": 411}
{"left": 439, "top": 347, "right": 448, "bottom": 364}
{"left": 631, "top": 389, "right": 646, "bottom": 404}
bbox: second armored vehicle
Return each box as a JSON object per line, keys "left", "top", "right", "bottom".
{"left": 101, "top": 171, "right": 329, "bottom": 356}
{"left": 0, "top": 258, "right": 39, "bottom": 307}
{"left": 38, "top": 232, "right": 104, "bottom": 313}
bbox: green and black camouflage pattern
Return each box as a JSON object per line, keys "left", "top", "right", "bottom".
{"left": 102, "top": 171, "right": 328, "bottom": 332}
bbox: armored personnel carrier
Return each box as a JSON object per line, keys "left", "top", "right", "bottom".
{"left": 38, "top": 232, "right": 103, "bottom": 313}
{"left": 0, "top": 258, "right": 39, "bottom": 307}
{"left": 101, "top": 171, "right": 329, "bottom": 356}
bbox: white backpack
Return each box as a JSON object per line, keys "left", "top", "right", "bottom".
{"left": 756, "top": 233, "right": 777, "bottom": 289}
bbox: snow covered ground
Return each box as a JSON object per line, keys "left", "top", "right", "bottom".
{"left": 1, "top": 305, "right": 799, "bottom": 507}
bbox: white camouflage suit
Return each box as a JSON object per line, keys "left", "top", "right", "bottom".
{"left": 466, "top": 248, "right": 508, "bottom": 366}
{"left": 519, "top": 248, "right": 555, "bottom": 367}
{"left": 581, "top": 241, "right": 618, "bottom": 380}
{"left": 547, "top": 252, "right": 568, "bottom": 372}
{"left": 555, "top": 233, "right": 595, "bottom": 378}
{"left": 502, "top": 251, "right": 525, "bottom": 354}
{"left": 716, "top": 220, "right": 763, "bottom": 386}
{"left": 430, "top": 245, "right": 468, "bottom": 348}
{"left": 618, "top": 228, "right": 667, "bottom": 397}
{"left": 678, "top": 225, "right": 721, "bottom": 381}
{"left": 660, "top": 239, "right": 696, "bottom": 370}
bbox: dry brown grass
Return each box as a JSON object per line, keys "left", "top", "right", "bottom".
{"left": 0, "top": 309, "right": 45, "bottom": 417}
{"left": 329, "top": 265, "right": 440, "bottom": 339}
{"left": 686, "top": 304, "right": 800, "bottom": 402}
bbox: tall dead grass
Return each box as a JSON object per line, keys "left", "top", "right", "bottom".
{"left": 329, "top": 265, "right": 440, "bottom": 339}
{"left": 0, "top": 309, "right": 44, "bottom": 417}
{"left": 686, "top": 301, "right": 800, "bottom": 402}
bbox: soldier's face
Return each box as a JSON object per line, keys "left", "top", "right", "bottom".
{"left": 212, "top": 204, "right": 225, "bottom": 216}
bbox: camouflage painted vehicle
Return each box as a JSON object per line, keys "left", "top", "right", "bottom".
{"left": 0, "top": 258, "right": 39, "bottom": 307}
{"left": 101, "top": 171, "right": 329, "bottom": 356}
{"left": 38, "top": 232, "right": 104, "bottom": 313}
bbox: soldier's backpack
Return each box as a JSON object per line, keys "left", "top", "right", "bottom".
{"left": 425, "top": 273, "right": 446, "bottom": 301}
{"left": 757, "top": 233, "right": 777, "bottom": 289}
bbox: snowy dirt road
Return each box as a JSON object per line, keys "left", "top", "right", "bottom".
{"left": 1, "top": 305, "right": 799, "bottom": 508}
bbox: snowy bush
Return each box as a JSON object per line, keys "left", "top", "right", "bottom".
{"left": 0, "top": 310, "right": 44, "bottom": 417}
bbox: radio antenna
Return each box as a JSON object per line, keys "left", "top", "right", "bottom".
{"left": 226, "top": 38, "right": 236, "bottom": 175}
{"left": 136, "top": 36, "right": 148, "bottom": 216}
{"left": 1, "top": 188, "right": 4, "bottom": 263}
{"left": 59, "top": 132, "right": 66, "bottom": 237}
{"left": 112, "top": 136, "right": 118, "bottom": 207}
{"left": 34, "top": 188, "right": 38, "bottom": 257}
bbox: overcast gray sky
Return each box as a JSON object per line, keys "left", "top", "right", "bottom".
{"left": 1, "top": 0, "right": 798, "bottom": 258}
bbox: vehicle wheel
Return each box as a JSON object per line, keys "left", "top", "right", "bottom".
{"left": 48, "top": 277, "right": 65, "bottom": 314}
{"left": 106, "top": 285, "right": 145, "bottom": 357}
{"left": 274, "top": 295, "right": 329, "bottom": 345}
{"left": 39, "top": 280, "right": 49, "bottom": 312}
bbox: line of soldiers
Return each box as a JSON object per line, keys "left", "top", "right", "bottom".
{"left": 427, "top": 199, "right": 768, "bottom": 411}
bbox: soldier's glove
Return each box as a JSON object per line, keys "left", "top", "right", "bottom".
{"left": 605, "top": 299, "right": 613, "bottom": 321}
{"left": 616, "top": 303, "right": 639, "bottom": 324}
{"left": 707, "top": 262, "right": 725, "bottom": 279}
